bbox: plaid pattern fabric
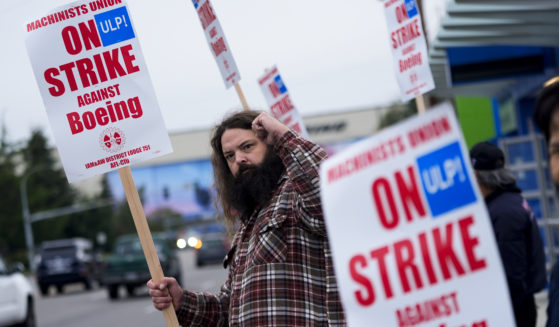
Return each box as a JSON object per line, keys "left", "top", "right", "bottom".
{"left": 177, "top": 131, "right": 346, "bottom": 326}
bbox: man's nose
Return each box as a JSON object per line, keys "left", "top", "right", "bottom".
{"left": 235, "top": 153, "right": 247, "bottom": 165}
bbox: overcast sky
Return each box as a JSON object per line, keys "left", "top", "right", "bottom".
{"left": 0, "top": 0, "right": 448, "bottom": 145}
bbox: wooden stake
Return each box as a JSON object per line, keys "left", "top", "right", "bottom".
{"left": 234, "top": 82, "right": 250, "bottom": 111}
{"left": 416, "top": 95, "right": 427, "bottom": 114}
{"left": 118, "top": 166, "right": 179, "bottom": 327}
{"left": 414, "top": 0, "right": 432, "bottom": 116}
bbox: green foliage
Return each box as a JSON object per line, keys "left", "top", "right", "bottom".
{"left": 62, "top": 177, "right": 115, "bottom": 252}
{"left": 108, "top": 199, "right": 136, "bottom": 249}
{"left": 0, "top": 128, "right": 119, "bottom": 265}
{"left": 0, "top": 124, "right": 23, "bottom": 257}
{"left": 107, "top": 186, "right": 150, "bottom": 250}
{"left": 148, "top": 207, "right": 184, "bottom": 234}
{"left": 23, "top": 129, "right": 76, "bottom": 247}
{"left": 379, "top": 102, "right": 418, "bottom": 130}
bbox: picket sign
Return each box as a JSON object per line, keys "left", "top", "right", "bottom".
{"left": 382, "top": 0, "right": 435, "bottom": 102}
{"left": 319, "top": 103, "right": 515, "bottom": 326}
{"left": 190, "top": 0, "right": 249, "bottom": 111}
{"left": 25, "top": 0, "right": 177, "bottom": 325}
{"left": 257, "top": 66, "right": 310, "bottom": 139}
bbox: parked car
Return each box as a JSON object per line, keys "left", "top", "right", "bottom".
{"left": 36, "top": 238, "right": 102, "bottom": 295}
{"left": 195, "top": 233, "right": 229, "bottom": 267}
{"left": 102, "top": 233, "right": 182, "bottom": 300}
{"left": 0, "top": 256, "right": 35, "bottom": 327}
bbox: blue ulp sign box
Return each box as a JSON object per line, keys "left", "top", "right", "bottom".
{"left": 94, "top": 6, "right": 135, "bottom": 47}
{"left": 416, "top": 141, "right": 476, "bottom": 217}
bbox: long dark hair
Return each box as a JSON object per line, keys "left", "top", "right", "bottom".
{"left": 210, "top": 110, "right": 262, "bottom": 228}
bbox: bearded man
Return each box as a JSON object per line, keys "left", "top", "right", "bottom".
{"left": 147, "top": 110, "right": 346, "bottom": 326}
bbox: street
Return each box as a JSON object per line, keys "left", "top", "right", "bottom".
{"left": 30, "top": 250, "right": 550, "bottom": 326}
{"left": 34, "top": 250, "right": 228, "bottom": 327}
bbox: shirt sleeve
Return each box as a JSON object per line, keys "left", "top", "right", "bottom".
{"left": 176, "top": 273, "right": 231, "bottom": 326}
{"left": 274, "top": 130, "right": 328, "bottom": 235}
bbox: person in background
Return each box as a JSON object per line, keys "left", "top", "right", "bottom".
{"left": 146, "top": 110, "right": 346, "bottom": 326}
{"left": 470, "top": 141, "right": 547, "bottom": 327}
{"left": 533, "top": 77, "right": 559, "bottom": 327}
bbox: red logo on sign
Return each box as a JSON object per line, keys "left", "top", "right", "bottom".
{"left": 103, "top": 135, "right": 111, "bottom": 148}
{"left": 99, "top": 127, "right": 126, "bottom": 153}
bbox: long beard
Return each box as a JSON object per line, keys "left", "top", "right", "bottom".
{"left": 227, "top": 148, "right": 285, "bottom": 220}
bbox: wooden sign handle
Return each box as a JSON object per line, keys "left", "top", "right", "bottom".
{"left": 234, "top": 82, "right": 250, "bottom": 111}
{"left": 118, "top": 166, "right": 180, "bottom": 327}
{"left": 415, "top": 95, "right": 427, "bottom": 114}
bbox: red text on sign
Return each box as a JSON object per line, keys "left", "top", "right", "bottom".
{"left": 66, "top": 96, "right": 143, "bottom": 134}
{"left": 327, "top": 136, "right": 405, "bottom": 184}
{"left": 348, "top": 215, "right": 486, "bottom": 306}
{"left": 399, "top": 52, "right": 422, "bottom": 73}
{"left": 408, "top": 116, "right": 452, "bottom": 148}
{"left": 270, "top": 94, "right": 294, "bottom": 117}
{"left": 209, "top": 27, "right": 217, "bottom": 38}
{"left": 44, "top": 44, "right": 139, "bottom": 97}
{"left": 372, "top": 165, "right": 426, "bottom": 229}
{"left": 62, "top": 19, "right": 101, "bottom": 55}
{"left": 26, "top": 5, "right": 89, "bottom": 32}
{"left": 395, "top": 4, "right": 409, "bottom": 24}
{"left": 211, "top": 37, "right": 227, "bottom": 57}
{"left": 392, "top": 18, "right": 421, "bottom": 50}
{"left": 402, "top": 44, "right": 416, "bottom": 56}
{"left": 395, "top": 291, "right": 459, "bottom": 327}
{"left": 77, "top": 84, "right": 121, "bottom": 107}
{"left": 198, "top": 1, "right": 217, "bottom": 29}
{"left": 89, "top": 0, "right": 124, "bottom": 12}
{"left": 269, "top": 81, "right": 281, "bottom": 97}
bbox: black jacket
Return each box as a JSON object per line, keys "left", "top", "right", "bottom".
{"left": 547, "top": 262, "right": 559, "bottom": 327}
{"left": 485, "top": 183, "right": 547, "bottom": 309}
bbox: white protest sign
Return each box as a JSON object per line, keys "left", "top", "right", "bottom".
{"left": 25, "top": 0, "right": 172, "bottom": 183}
{"left": 383, "top": 0, "right": 435, "bottom": 102}
{"left": 320, "top": 103, "right": 514, "bottom": 326}
{"left": 257, "top": 66, "right": 309, "bottom": 139}
{"left": 191, "top": 0, "right": 240, "bottom": 89}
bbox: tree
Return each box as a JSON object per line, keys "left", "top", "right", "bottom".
{"left": 107, "top": 186, "right": 148, "bottom": 250}
{"left": 63, "top": 175, "right": 115, "bottom": 252}
{"left": 148, "top": 207, "right": 184, "bottom": 235}
{"left": 378, "top": 102, "right": 418, "bottom": 130}
{"left": 0, "top": 124, "right": 24, "bottom": 262}
{"left": 22, "top": 129, "right": 76, "bottom": 247}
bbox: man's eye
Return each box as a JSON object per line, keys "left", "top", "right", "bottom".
{"left": 224, "top": 154, "right": 234, "bottom": 161}
{"left": 243, "top": 144, "right": 252, "bottom": 150}
{"left": 550, "top": 147, "right": 559, "bottom": 156}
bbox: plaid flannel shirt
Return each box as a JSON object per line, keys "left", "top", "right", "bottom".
{"left": 177, "top": 130, "right": 346, "bottom": 326}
